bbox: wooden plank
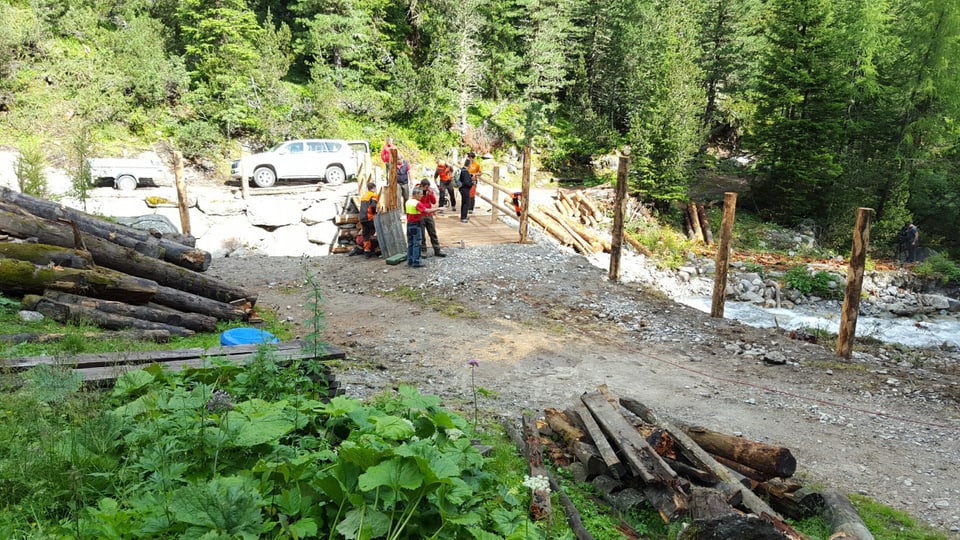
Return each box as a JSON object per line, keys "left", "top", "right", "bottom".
{"left": 573, "top": 403, "right": 626, "bottom": 479}
{"left": 78, "top": 346, "right": 345, "bottom": 383}
{"left": 373, "top": 209, "right": 406, "bottom": 259}
{"left": 581, "top": 392, "right": 688, "bottom": 522}
{"left": 3, "top": 340, "right": 342, "bottom": 371}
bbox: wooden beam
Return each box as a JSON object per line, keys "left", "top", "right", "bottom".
{"left": 836, "top": 208, "right": 873, "bottom": 359}
{"left": 711, "top": 192, "right": 737, "bottom": 318}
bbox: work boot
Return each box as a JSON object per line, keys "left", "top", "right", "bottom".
{"left": 365, "top": 251, "right": 375, "bottom": 258}
{"left": 434, "top": 249, "right": 446, "bottom": 257}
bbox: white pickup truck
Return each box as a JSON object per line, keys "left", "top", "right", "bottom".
{"left": 87, "top": 156, "right": 172, "bottom": 191}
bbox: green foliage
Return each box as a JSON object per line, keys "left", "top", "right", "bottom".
{"left": 174, "top": 120, "right": 224, "bottom": 162}
{"left": 68, "top": 124, "right": 95, "bottom": 211}
{"left": 913, "top": 254, "right": 960, "bottom": 284}
{"left": 627, "top": 216, "right": 695, "bottom": 270}
{"left": 0, "top": 360, "right": 541, "bottom": 538}
{"left": 13, "top": 139, "right": 49, "bottom": 198}
{"left": 783, "top": 266, "right": 843, "bottom": 298}
{"left": 849, "top": 494, "right": 950, "bottom": 540}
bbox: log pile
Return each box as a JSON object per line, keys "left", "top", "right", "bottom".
{"left": 528, "top": 189, "right": 611, "bottom": 255}
{"left": 0, "top": 189, "right": 258, "bottom": 339}
{"left": 513, "top": 385, "right": 875, "bottom": 540}
{"left": 330, "top": 194, "right": 361, "bottom": 254}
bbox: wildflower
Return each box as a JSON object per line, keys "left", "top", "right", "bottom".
{"left": 205, "top": 390, "right": 234, "bottom": 412}
{"left": 468, "top": 359, "right": 479, "bottom": 367}
{"left": 522, "top": 474, "right": 551, "bottom": 493}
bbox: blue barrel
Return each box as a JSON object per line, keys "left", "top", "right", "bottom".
{"left": 220, "top": 327, "right": 280, "bottom": 346}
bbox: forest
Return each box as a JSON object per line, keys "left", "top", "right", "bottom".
{"left": 0, "top": 0, "right": 958, "bottom": 255}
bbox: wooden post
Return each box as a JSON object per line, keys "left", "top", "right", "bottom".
{"left": 519, "top": 147, "right": 532, "bottom": 243}
{"left": 173, "top": 151, "right": 191, "bottom": 236}
{"left": 490, "top": 165, "right": 501, "bottom": 223}
{"left": 710, "top": 192, "right": 737, "bottom": 318}
{"left": 687, "top": 203, "right": 704, "bottom": 243}
{"left": 836, "top": 208, "right": 873, "bottom": 359}
{"left": 698, "top": 203, "right": 715, "bottom": 245}
{"left": 239, "top": 146, "right": 249, "bottom": 200}
{"left": 608, "top": 155, "right": 630, "bottom": 281}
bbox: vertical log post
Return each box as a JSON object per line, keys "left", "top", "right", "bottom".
{"left": 710, "top": 192, "right": 737, "bottom": 318}
{"left": 385, "top": 148, "right": 399, "bottom": 210}
{"left": 173, "top": 151, "right": 191, "bottom": 236}
{"left": 239, "top": 146, "right": 249, "bottom": 200}
{"left": 836, "top": 208, "right": 873, "bottom": 359}
{"left": 519, "top": 147, "right": 532, "bottom": 243}
{"left": 687, "top": 203, "right": 704, "bottom": 243}
{"left": 608, "top": 155, "right": 630, "bottom": 281}
{"left": 698, "top": 203, "right": 715, "bottom": 245}
{"left": 490, "top": 165, "right": 501, "bottom": 223}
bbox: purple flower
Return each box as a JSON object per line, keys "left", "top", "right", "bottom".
{"left": 206, "top": 390, "right": 234, "bottom": 412}
{"left": 468, "top": 359, "right": 479, "bottom": 367}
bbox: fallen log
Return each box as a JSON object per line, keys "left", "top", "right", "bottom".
{"left": 619, "top": 396, "right": 806, "bottom": 539}
{"left": 151, "top": 285, "right": 249, "bottom": 321}
{"left": 679, "top": 423, "right": 797, "bottom": 479}
{"left": 530, "top": 209, "right": 577, "bottom": 248}
{"left": 570, "top": 440, "right": 609, "bottom": 479}
{"left": 544, "top": 407, "right": 586, "bottom": 445}
{"left": 0, "top": 258, "right": 156, "bottom": 303}
{"left": 542, "top": 206, "right": 596, "bottom": 254}
{"left": 0, "top": 188, "right": 207, "bottom": 270}
{"left": 0, "top": 329, "right": 170, "bottom": 345}
{"left": 40, "top": 290, "right": 218, "bottom": 332}
{"left": 712, "top": 453, "right": 777, "bottom": 483}
{"left": 545, "top": 206, "right": 609, "bottom": 253}
{"left": 0, "top": 206, "right": 255, "bottom": 304}
{"left": 698, "top": 203, "right": 714, "bottom": 245}
{"left": 575, "top": 191, "right": 601, "bottom": 221}
{"left": 623, "top": 231, "right": 653, "bottom": 256}
{"left": 678, "top": 513, "right": 794, "bottom": 540}
{"left": 27, "top": 296, "right": 196, "bottom": 337}
{"left": 821, "top": 489, "right": 874, "bottom": 540}
{"left": 581, "top": 391, "right": 688, "bottom": 522}
{"left": 548, "top": 475, "right": 595, "bottom": 540}
{"left": 521, "top": 413, "right": 552, "bottom": 521}
{"left": 756, "top": 484, "right": 824, "bottom": 521}
{"left": 0, "top": 242, "right": 93, "bottom": 269}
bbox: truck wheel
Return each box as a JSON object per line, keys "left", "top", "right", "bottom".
{"left": 116, "top": 175, "right": 137, "bottom": 191}
{"left": 324, "top": 165, "right": 346, "bottom": 185}
{"left": 252, "top": 166, "right": 277, "bottom": 188}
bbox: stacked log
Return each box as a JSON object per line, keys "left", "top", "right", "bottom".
{"left": 330, "top": 194, "right": 362, "bottom": 254}
{"left": 522, "top": 385, "right": 872, "bottom": 539}
{"left": 0, "top": 191, "right": 256, "bottom": 339}
{"left": 527, "top": 189, "right": 609, "bottom": 255}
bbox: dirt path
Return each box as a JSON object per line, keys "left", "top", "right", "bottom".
{"left": 208, "top": 241, "right": 960, "bottom": 535}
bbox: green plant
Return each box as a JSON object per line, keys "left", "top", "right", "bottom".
{"left": 849, "top": 494, "right": 949, "bottom": 540}
{"left": 69, "top": 124, "right": 96, "bottom": 211}
{"left": 14, "top": 139, "right": 50, "bottom": 197}
{"left": 913, "top": 254, "right": 960, "bottom": 283}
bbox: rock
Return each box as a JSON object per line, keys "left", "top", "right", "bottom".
{"left": 764, "top": 351, "right": 787, "bottom": 365}
{"left": 246, "top": 198, "right": 303, "bottom": 227}
{"left": 18, "top": 310, "right": 44, "bottom": 322}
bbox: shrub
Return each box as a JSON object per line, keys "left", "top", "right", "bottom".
{"left": 13, "top": 139, "right": 49, "bottom": 197}
{"left": 783, "top": 266, "right": 843, "bottom": 298}
{"left": 913, "top": 254, "right": 960, "bottom": 283}
{"left": 174, "top": 120, "right": 224, "bottom": 162}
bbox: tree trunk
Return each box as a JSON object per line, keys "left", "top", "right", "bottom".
{"left": 41, "top": 290, "right": 218, "bottom": 332}
{"left": 0, "top": 329, "right": 170, "bottom": 344}
{"left": 28, "top": 296, "right": 196, "bottom": 337}
{"left": 544, "top": 407, "right": 586, "bottom": 444}
{"left": 151, "top": 284, "right": 249, "bottom": 321}
{"left": 821, "top": 489, "right": 875, "bottom": 540}
{"left": 679, "top": 423, "right": 797, "bottom": 478}
{"left": 0, "top": 242, "right": 93, "bottom": 269}
{"left": 687, "top": 203, "right": 705, "bottom": 243}
{"left": 698, "top": 203, "right": 715, "bottom": 245}
{"left": 0, "top": 258, "right": 156, "bottom": 302}
{"left": 572, "top": 404, "right": 627, "bottom": 479}
{"left": 0, "top": 188, "right": 207, "bottom": 269}
{"left": 0, "top": 205, "right": 255, "bottom": 304}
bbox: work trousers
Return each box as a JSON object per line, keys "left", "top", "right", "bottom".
{"left": 459, "top": 186, "right": 472, "bottom": 220}
{"left": 439, "top": 181, "right": 456, "bottom": 208}
{"left": 406, "top": 222, "right": 423, "bottom": 266}
{"left": 419, "top": 215, "right": 441, "bottom": 253}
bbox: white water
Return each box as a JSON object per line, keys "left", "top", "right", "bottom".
{"left": 676, "top": 296, "right": 960, "bottom": 350}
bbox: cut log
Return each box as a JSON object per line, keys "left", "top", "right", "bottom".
{"left": 575, "top": 191, "right": 601, "bottom": 220}
{"left": 573, "top": 404, "right": 627, "bottom": 479}
{"left": 679, "top": 423, "right": 797, "bottom": 478}
{"left": 0, "top": 258, "right": 156, "bottom": 302}
{"left": 151, "top": 285, "right": 249, "bottom": 321}
{"left": 0, "top": 205, "right": 255, "bottom": 304}
{"left": 756, "top": 485, "right": 824, "bottom": 521}
{"left": 678, "top": 514, "right": 794, "bottom": 540}
{"left": 821, "top": 489, "right": 874, "bottom": 540}
{"left": 624, "top": 231, "right": 653, "bottom": 256}
{"left": 581, "top": 391, "right": 688, "bottom": 522}
{"left": 544, "top": 407, "right": 586, "bottom": 444}
{"left": 570, "top": 440, "right": 609, "bottom": 479}
{"left": 698, "top": 203, "right": 714, "bottom": 245}
{"left": 545, "top": 206, "right": 609, "bottom": 252}
{"left": 0, "top": 189, "right": 207, "bottom": 269}
{"left": 619, "top": 396, "right": 805, "bottom": 539}
{"left": 547, "top": 475, "right": 596, "bottom": 540}
{"left": 521, "top": 413, "right": 552, "bottom": 521}
{"left": 687, "top": 203, "right": 705, "bottom": 243}
{"left": 689, "top": 486, "right": 737, "bottom": 521}
{"left": 27, "top": 296, "right": 195, "bottom": 337}
{"left": 41, "top": 290, "right": 217, "bottom": 332}
{"left": 712, "top": 453, "right": 777, "bottom": 483}
{"left": 0, "top": 242, "right": 93, "bottom": 269}
{"left": 530, "top": 209, "right": 577, "bottom": 247}
{"left": 542, "top": 206, "right": 596, "bottom": 254}
{"left": 0, "top": 329, "right": 170, "bottom": 344}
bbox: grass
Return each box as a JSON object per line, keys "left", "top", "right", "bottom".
{"left": 382, "top": 285, "right": 482, "bottom": 318}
